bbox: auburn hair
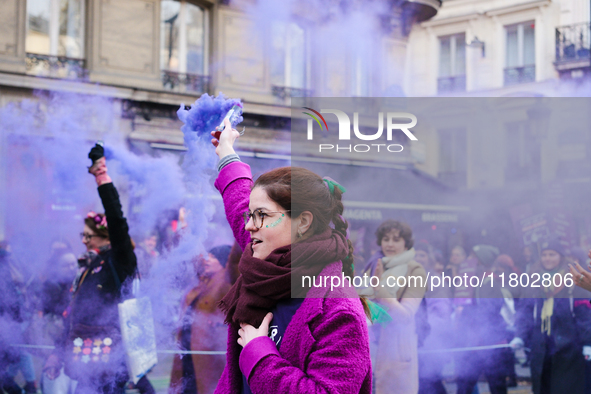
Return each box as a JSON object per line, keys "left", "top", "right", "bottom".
{"left": 375, "top": 219, "right": 414, "bottom": 250}
{"left": 253, "top": 166, "right": 370, "bottom": 318}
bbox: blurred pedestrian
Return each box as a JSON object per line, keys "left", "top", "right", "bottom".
{"left": 454, "top": 245, "right": 507, "bottom": 394}
{"left": 0, "top": 240, "right": 38, "bottom": 394}
{"left": 135, "top": 233, "right": 160, "bottom": 279}
{"left": 0, "top": 241, "right": 25, "bottom": 394}
{"left": 446, "top": 245, "right": 467, "bottom": 279}
{"left": 494, "top": 254, "right": 521, "bottom": 388}
{"left": 519, "top": 245, "right": 537, "bottom": 274}
{"left": 512, "top": 239, "right": 591, "bottom": 394}
{"left": 415, "top": 242, "right": 451, "bottom": 394}
{"left": 37, "top": 246, "right": 78, "bottom": 394}
{"left": 363, "top": 220, "right": 427, "bottom": 394}
{"left": 169, "top": 244, "right": 240, "bottom": 394}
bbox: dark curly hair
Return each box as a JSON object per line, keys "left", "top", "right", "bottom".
{"left": 375, "top": 219, "right": 414, "bottom": 250}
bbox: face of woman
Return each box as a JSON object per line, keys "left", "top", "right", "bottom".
{"left": 541, "top": 249, "right": 561, "bottom": 271}
{"left": 433, "top": 261, "right": 445, "bottom": 274}
{"left": 81, "top": 224, "right": 109, "bottom": 251}
{"left": 245, "top": 187, "right": 292, "bottom": 260}
{"left": 202, "top": 253, "right": 223, "bottom": 276}
{"left": 414, "top": 250, "right": 430, "bottom": 267}
{"left": 380, "top": 229, "right": 407, "bottom": 258}
{"left": 450, "top": 247, "right": 466, "bottom": 266}
{"left": 57, "top": 253, "right": 77, "bottom": 280}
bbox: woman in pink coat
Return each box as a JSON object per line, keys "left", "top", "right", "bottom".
{"left": 209, "top": 119, "right": 372, "bottom": 394}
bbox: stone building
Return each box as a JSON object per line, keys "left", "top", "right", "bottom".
{"left": 406, "top": 0, "right": 590, "bottom": 97}
{"left": 402, "top": 0, "right": 591, "bottom": 189}
{"left": 402, "top": 0, "right": 591, "bottom": 255}
{"left": 0, "top": 0, "right": 442, "bottom": 243}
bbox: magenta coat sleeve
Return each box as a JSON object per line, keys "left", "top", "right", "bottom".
{"left": 214, "top": 161, "right": 253, "bottom": 250}
{"left": 239, "top": 300, "right": 371, "bottom": 394}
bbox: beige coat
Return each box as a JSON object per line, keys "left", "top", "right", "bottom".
{"left": 369, "top": 249, "right": 427, "bottom": 394}
{"left": 169, "top": 244, "right": 241, "bottom": 394}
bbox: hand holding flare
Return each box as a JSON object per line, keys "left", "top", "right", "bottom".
{"left": 88, "top": 143, "right": 112, "bottom": 186}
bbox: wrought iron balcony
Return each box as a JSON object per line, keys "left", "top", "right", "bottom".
{"left": 555, "top": 22, "right": 590, "bottom": 77}
{"left": 437, "top": 75, "right": 466, "bottom": 94}
{"left": 556, "top": 22, "right": 590, "bottom": 62}
{"left": 25, "top": 53, "right": 87, "bottom": 80}
{"left": 504, "top": 65, "right": 535, "bottom": 86}
{"left": 162, "top": 71, "right": 210, "bottom": 94}
{"left": 271, "top": 86, "right": 314, "bottom": 100}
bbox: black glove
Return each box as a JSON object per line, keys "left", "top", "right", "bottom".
{"left": 88, "top": 143, "right": 104, "bottom": 164}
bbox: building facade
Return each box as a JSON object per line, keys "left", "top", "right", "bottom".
{"left": 0, "top": 0, "right": 442, "bottom": 242}
{"left": 406, "top": 0, "right": 590, "bottom": 97}
{"left": 403, "top": 0, "right": 591, "bottom": 188}
{"left": 401, "top": 0, "right": 591, "bottom": 257}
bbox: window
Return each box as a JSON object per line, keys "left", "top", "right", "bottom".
{"left": 270, "top": 22, "right": 309, "bottom": 99}
{"left": 161, "top": 0, "right": 209, "bottom": 92}
{"left": 25, "top": 0, "right": 85, "bottom": 78}
{"left": 505, "top": 22, "right": 535, "bottom": 85}
{"left": 438, "top": 128, "right": 467, "bottom": 188}
{"left": 438, "top": 33, "right": 466, "bottom": 93}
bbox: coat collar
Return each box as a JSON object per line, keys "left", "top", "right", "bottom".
{"left": 382, "top": 248, "right": 415, "bottom": 269}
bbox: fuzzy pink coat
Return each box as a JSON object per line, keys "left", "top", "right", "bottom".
{"left": 213, "top": 161, "right": 372, "bottom": 394}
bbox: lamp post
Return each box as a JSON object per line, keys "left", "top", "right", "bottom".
{"left": 467, "top": 37, "right": 485, "bottom": 57}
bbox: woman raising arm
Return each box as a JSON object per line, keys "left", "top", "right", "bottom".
{"left": 209, "top": 119, "right": 372, "bottom": 394}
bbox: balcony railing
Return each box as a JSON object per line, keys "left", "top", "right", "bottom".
{"left": 25, "top": 53, "right": 87, "bottom": 80}
{"left": 504, "top": 65, "right": 535, "bottom": 85}
{"left": 556, "top": 22, "right": 591, "bottom": 63}
{"left": 271, "top": 86, "right": 314, "bottom": 100}
{"left": 437, "top": 75, "right": 466, "bottom": 93}
{"left": 162, "top": 71, "right": 210, "bottom": 94}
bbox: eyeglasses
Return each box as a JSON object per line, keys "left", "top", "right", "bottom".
{"left": 80, "top": 232, "right": 100, "bottom": 241}
{"left": 243, "top": 209, "right": 290, "bottom": 229}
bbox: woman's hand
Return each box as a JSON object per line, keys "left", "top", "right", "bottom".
{"left": 88, "top": 144, "right": 112, "bottom": 186}
{"left": 211, "top": 118, "right": 241, "bottom": 159}
{"left": 237, "top": 312, "right": 273, "bottom": 348}
{"left": 570, "top": 262, "right": 591, "bottom": 292}
{"left": 374, "top": 258, "right": 384, "bottom": 282}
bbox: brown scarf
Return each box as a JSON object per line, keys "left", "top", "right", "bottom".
{"left": 219, "top": 228, "right": 349, "bottom": 326}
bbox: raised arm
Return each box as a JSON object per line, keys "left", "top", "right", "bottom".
{"left": 88, "top": 144, "right": 137, "bottom": 280}
{"left": 211, "top": 118, "right": 252, "bottom": 250}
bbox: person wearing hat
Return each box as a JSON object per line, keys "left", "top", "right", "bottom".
{"left": 453, "top": 244, "right": 508, "bottom": 394}
{"left": 169, "top": 244, "right": 241, "bottom": 394}
{"left": 512, "top": 239, "right": 591, "bottom": 394}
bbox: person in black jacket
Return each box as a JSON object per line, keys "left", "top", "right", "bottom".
{"left": 512, "top": 239, "right": 591, "bottom": 394}
{"left": 454, "top": 245, "right": 508, "bottom": 394}
{"left": 44, "top": 144, "right": 137, "bottom": 394}
{"left": 0, "top": 242, "right": 25, "bottom": 394}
